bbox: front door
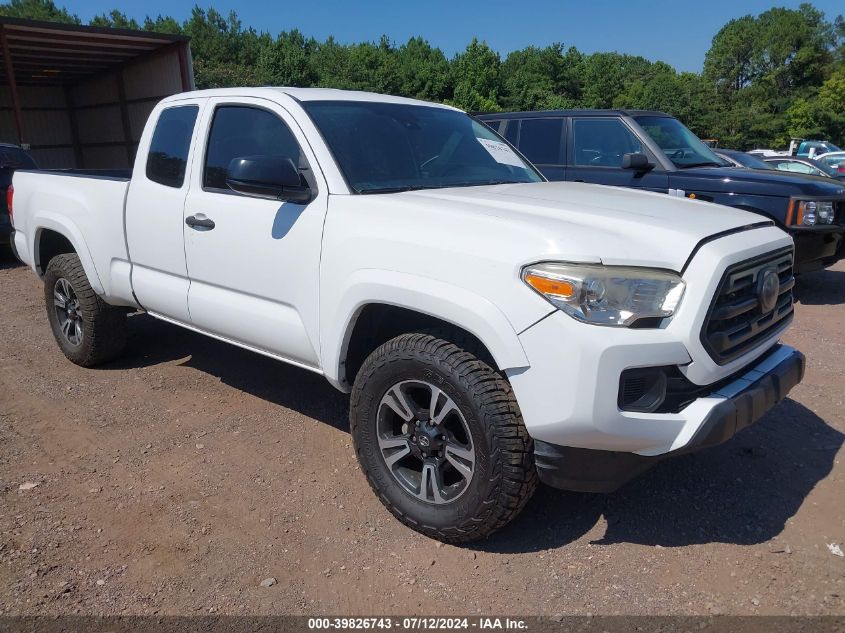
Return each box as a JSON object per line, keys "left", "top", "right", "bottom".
{"left": 182, "top": 98, "right": 328, "bottom": 369}
{"left": 566, "top": 117, "right": 669, "bottom": 192}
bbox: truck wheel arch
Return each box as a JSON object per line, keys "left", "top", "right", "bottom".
{"left": 323, "top": 272, "right": 531, "bottom": 391}
{"left": 32, "top": 218, "right": 105, "bottom": 295}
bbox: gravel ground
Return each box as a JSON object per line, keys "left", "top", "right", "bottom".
{"left": 0, "top": 253, "right": 843, "bottom": 616}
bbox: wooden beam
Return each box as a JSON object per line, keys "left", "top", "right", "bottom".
{"left": 0, "top": 25, "right": 26, "bottom": 146}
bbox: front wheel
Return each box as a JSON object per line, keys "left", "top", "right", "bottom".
{"left": 350, "top": 333, "right": 537, "bottom": 543}
{"left": 44, "top": 253, "right": 127, "bottom": 367}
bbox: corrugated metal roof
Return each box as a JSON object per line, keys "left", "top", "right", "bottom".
{"left": 0, "top": 17, "right": 188, "bottom": 86}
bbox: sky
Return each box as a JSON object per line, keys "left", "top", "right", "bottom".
{"left": 66, "top": 0, "right": 845, "bottom": 72}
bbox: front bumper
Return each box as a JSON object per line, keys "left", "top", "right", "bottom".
{"left": 533, "top": 345, "right": 804, "bottom": 492}
{"left": 507, "top": 225, "right": 795, "bottom": 455}
{"left": 792, "top": 227, "right": 844, "bottom": 273}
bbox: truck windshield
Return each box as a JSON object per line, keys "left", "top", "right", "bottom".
{"left": 302, "top": 101, "right": 543, "bottom": 193}
{"left": 634, "top": 116, "right": 723, "bottom": 169}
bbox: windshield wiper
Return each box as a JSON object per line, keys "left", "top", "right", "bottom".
{"left": 359, "top": 185, "right": 432, "bottom": 194}
{"left": 360, "top": 181, "right": 523, "bottom": 194}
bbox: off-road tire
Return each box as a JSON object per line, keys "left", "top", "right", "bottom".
{"left": 44, "top": 253, "right": 127, "bottom": 367}
{"left": 351, "top": 333, "right": 537, "bottom": 543}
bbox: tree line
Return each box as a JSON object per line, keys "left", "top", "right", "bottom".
{"left": 2, "top": 0, "right": 844, "bottom": 150}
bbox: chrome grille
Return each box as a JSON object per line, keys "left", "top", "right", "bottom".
{"left": 702, "top": 248, "right": 794, "bottom": 365}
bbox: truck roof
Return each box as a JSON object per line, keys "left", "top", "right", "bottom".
{"left": 476, "top": 109, "right": 671, "bottom": 119}
{"left": 161, "top": 87, "right": 460, "bottom": 110}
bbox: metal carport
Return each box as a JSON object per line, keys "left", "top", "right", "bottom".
{"left": 0, "top": 17, "right": 193, "bottom": 168}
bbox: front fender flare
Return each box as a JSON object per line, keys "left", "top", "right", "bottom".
{"left": 322, "top": 270, "right": 534, "bottom": 390}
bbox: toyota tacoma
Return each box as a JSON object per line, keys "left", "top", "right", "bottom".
{"left": 10, "top": 88, "right": 804, "bottom": 542}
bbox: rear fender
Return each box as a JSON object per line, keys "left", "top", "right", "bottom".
{"left": 31, "top": 213, "right": 105, "bottom": 295}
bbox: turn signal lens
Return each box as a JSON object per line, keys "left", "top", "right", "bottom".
{"left": 524, "top": 273, "right": 575, "bottom": 299}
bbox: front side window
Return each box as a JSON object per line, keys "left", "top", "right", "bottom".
{"left": 572, "top": 118, "right": 643, "bottom": 167}
{"left": 146, "top": 105, "right": 199, "bottom": 188}
{"left": 518, "top": 118, "right": 563, "bottom": 165}
{"left": 302, "top": 101, "right": 543, "bottom": 193}
{"left": 634, "top": 115, "right": 722, "bottom": 169}
{"left": 204, "top": 106, "right": 306, "bottom": 191}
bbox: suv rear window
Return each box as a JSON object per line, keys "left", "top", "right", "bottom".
{"left": 146, "top": 105, "right": 199, "bottom": 188}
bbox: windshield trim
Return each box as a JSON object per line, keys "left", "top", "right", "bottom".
{"left": 298, "top": 100, "right": 545, "bottom": 195}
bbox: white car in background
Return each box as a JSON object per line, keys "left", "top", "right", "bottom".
{"left": 816, "top": 151, "right": 845, "bottom": 174}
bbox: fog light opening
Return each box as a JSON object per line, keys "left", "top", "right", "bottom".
{"left": 618, "top": 367, "right": 668, "bottom": 413}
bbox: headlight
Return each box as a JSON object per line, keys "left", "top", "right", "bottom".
{"left": 795, "top": 200, "right": 835, "bottom": 226}
{"left": 522, "top": 263, "right": 685, "bottom": 327}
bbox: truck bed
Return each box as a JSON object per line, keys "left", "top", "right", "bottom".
{"left": 11, "top": 169, "right": 134, "bottom": 305}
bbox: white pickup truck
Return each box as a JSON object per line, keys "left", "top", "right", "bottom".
{"left": 10, "top": 88, "right": 804, "bottom": 542}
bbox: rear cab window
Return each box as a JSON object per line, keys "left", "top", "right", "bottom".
{"left": 146, "top": 105, "right": 200, "bottom": 188}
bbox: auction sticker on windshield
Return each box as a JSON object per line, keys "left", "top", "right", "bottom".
{"left": 476, "top": 138, "right": 525, "bottom": 167}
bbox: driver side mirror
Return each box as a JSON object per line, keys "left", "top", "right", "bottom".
{"left": 226, "top": 155, "right": 312, "bottom": 203}
{"left": 622, "top": 153, "right": 654, "bottom": 172}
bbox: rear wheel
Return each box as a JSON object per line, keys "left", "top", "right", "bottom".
{"left": 44, "top": 253, "right": 127, "bottom": 367}
{"left": 350, "top": 333, "right": 537, "bottom": 543}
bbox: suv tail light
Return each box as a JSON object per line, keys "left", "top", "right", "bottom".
{"left": 6, "top": 183, "right": 13, "bottom": 226}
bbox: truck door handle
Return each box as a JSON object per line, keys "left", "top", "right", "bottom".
{"left": 185, "top": 215, "right": 215, "bottom": 230}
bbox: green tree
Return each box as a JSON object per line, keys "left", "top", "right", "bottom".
{"left": 142, "top": 14, "right": 183, "bottom": 35}
{"left": 0, "top": 0, "right": 78, "bottom": 22}
{"left": 450, "top": 38, "right": 500, "bottom": 111}
{"left": 89, "top": 10, "right": 139, "bottom": 29}
{"left": 257, "top": 29, "right": 315, "bottom": 87}
{"left": 395, "top": 37, "right": 450, "bottom": 101}
{"left": 499, "top": 44, "right": 582, "bottom": 111}
{"left": 703, "top": 15, "right": 758, "bottom": 94}
{"left": 182, "top": 7, "right": 263, "bottom": 88}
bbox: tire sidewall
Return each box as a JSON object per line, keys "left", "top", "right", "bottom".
{"left": 44, "top": 256, "right": 96, "bottom": 365}
{"left": 353, "top": 352, "right": 500, "bottom": 532}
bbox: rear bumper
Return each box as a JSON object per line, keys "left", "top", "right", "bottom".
{"left": 535, "top": 345, "right": 805, "bottom": 492}
{"left": 6, "top": 228, "right": 21, "bottom": 261}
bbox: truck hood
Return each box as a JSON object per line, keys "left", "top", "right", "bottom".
{"left": 397, "top": 181, "right": 771, "bottom": 272}
{"left": 670, "top": 165, "right": 845, "bottom": 197}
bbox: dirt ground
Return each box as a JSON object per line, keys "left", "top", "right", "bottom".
{"left": 0, "top": 253, "right": 843, "bottom": 617}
